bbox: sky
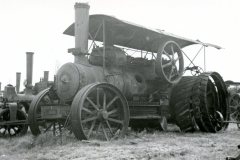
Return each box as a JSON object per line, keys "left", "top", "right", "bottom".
{"left": 0, "top": 0, "right": 240, "bottom": 91}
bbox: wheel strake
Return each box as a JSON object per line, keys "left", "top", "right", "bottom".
{"left": 170, "top": 76, "right": 200, "bottom": 132}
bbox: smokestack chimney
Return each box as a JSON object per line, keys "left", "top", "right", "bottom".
{"left": 74, "top": 3, "right": 90, "bottom": 64}
{"left": 26, "top": 52, "right": 34, "bottom": 88}
{"left": 43, "top": 71, "right": 49, "bottom": 82}
{"left": 16, "top": 72, "right": 21, "bottom": 93}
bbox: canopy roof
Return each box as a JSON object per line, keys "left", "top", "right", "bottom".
{"left": 64, "top": 14, "right": 222, "bottom": 53}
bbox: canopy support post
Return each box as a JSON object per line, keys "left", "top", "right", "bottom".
{"left": 204, "top": 45, "right": 206, "bottom": 72}
{"left": 103, "top": 20, "right": 106, "bottom": 78}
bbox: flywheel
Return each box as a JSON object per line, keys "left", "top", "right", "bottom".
{"left": 155, "top": 41, "right": 184, "bottom": 84}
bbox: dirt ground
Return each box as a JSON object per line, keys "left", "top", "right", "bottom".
{"left": 0, "top": 124, "right": 239, "bottom": 160}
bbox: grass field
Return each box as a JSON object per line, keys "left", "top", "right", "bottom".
{"left": 0, "top": 124, "right": 239, "bottom": 160}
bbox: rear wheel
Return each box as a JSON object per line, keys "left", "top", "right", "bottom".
{"left": 170, "top": 72, "right": 229, "bottom": 133}
{"left": 196, "top": 72, "right": 229, "bottom": 132}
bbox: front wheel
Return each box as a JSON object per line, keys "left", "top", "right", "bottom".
{"left": 71, "top": 83, "right": 130, "bottom": 141}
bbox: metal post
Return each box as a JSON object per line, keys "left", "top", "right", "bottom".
{"left": 204, "top": 46, "right": 206, "bottom": 72}
{"left": 16, "top": 72, "right": 21, "bottom": 93}
{"left": 103, "top": 20, "right": 106, "bottom": 76}
{"left": 0, "top": 82, "right": 1, "bottom": 91}
{"left": 26, "top": 52, "right": 34, "bottom": 88}
{"left": 74, "top": 3, "right": 90, "bottom": 64}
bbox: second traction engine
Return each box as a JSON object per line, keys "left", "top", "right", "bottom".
{"left": 28, "top": 3, "right": 229, "bottom": 141}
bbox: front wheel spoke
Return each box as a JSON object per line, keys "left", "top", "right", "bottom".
{"left": 106, "top": 96, "right": 119, "bottom": 109}
{"left": 107, "top": 118, "right": 123, "bottom": 125}
{"left": 87, "top": 119, "right": 96, "bottom": 138}
{"left": 96, "top": 88, "right": 100, "bottom": 107}
{"left": 96, "top": 122, "right": 102, "bottom": 134}
{"left": 105, "top": 120, "right": 113, "bottom": 135}
{"left": 82, "top": 107, "right": 94, "bottom": 115}
{"left": 103, "top": 92, "right": 106, "bottom": 110}
{"left": 102, "top": 125, "right": 109, "bottom": 141}
{"left": 82, "top": 116, "right": 98, "bottom": 123}
{"left": 86, "top": 97, "right": 99, "bottom": 111}
{"left": 108, "top": 108, "right": 118, "bottom": 115}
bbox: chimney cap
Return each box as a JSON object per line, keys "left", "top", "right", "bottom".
{"left": 74, "top": 3, "right": 90, "bottom": 9}
{"left": 26, "top": 52, "right": 34, "bottom": 55}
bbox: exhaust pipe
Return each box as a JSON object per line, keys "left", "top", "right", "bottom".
{"left": 16, "top": 72, "right": 21, "bottom": 93}
{"left": 74, "top": 3, "right": 90, "bottom": 64}
{"left": 43, "top": 71, "right": 49, "bottom": 82}
{"left": 26, "top": 52, "right": 34, "bottom": 88}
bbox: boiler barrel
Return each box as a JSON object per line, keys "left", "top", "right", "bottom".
{"left": 56, "top": 62, "right": 161, "bottom": 102}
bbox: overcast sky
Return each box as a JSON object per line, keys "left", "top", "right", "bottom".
{"left": 0, "top": 0, "right": 240, "bottom": 90}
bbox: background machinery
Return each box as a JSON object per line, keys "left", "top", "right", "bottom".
{"left": 0, "top": 52, "right": 52, "bottom": 137}
{"left": 225, "top": 80, "right": 240, "bottom": 129}
{"left": 28, "top": 3, "right": 229, "bottom": 141}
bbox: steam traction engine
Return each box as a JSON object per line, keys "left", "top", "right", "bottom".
{"left": 28, "top": 3, "right": 229, "bottom": 140}
{"left": 0, "top": 52, "right": 52, "bottom": 137}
